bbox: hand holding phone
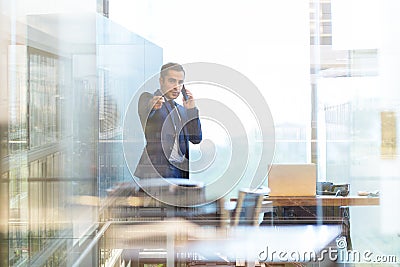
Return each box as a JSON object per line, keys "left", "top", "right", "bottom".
{"left": 181, "top": 85, "right": 189, "bottom": 101}
{"left": 181, "top": 85, "right": 196, "bottom": 109}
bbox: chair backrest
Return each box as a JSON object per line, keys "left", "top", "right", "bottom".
{"left": 231, "top": 188, "right": 267, "bottom": 226}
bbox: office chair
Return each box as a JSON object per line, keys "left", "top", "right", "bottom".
{"left": 231, "top": 188, "right": 268, "bottom": 226}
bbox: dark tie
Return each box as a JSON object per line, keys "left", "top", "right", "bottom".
{"left": 167, "top": 100, "right": 186, "bottom": 155}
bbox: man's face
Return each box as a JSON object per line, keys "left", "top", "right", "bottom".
{"left": 159, "top": 70, "right": 184, "bottom": 100}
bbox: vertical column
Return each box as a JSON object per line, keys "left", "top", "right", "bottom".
{"left": 0, "top": 130, "right": 9, "bottom": 267}
{"left": 166, "top": 231, "right": 174, "bottom": 267}
{"left": 380, "top": 0, "right": 400, "bottom": 234}
{"left": 0, "top": 3, "right": 10, "bottom": 265}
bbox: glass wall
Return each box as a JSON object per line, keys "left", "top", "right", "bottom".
{"left": 110, "top": 0, "right": 312, "bottom": 195}
{"left": 97, "top": 16, "right": 162, "bottom": 197}
{"left": 312, "top": 0, "right": 400, "bottom": 261}
{"left": 1, "top": 6, "right": 99, "bottom": 265}
{"left": 1, "top": 0, "right": 400, "bottom": 266}
{"left": 109, "top": 0, "right": 400, "bottom": 263}
{"left": 0, "top": 1, "right": 162, "bottom": 266}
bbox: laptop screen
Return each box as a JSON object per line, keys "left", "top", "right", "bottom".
{"left": 267, "top": 163, "right": 317, "bottom": 197}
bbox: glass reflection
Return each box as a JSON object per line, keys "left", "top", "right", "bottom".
{"left": 1, "top": 0, "right": 400, "bottom": 266}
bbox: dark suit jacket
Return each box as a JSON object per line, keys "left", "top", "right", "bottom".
{"left": 134, "top": 89, "right": 202, "bottom": 178}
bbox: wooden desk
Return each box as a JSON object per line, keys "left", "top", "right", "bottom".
{"left": 230, "top": 195, "right": 379, "bottom": 206}
{"left": 265, "top": 195, "right": 380, "bottom": 207}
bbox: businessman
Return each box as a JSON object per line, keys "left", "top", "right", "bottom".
{"left": 135, "top": 63, "right": 202, "bottom": 179}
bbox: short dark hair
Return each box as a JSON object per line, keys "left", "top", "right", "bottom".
{"left": 160, "top": 62, "right": 185, "bottom": 79}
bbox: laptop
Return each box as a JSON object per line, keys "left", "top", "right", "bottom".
{"left": 267, "top": 163, "right": 317, "bottom": 197}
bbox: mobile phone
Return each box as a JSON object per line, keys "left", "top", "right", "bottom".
{"left": 181, "top": 85, "right": 189, "bottom": 101}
